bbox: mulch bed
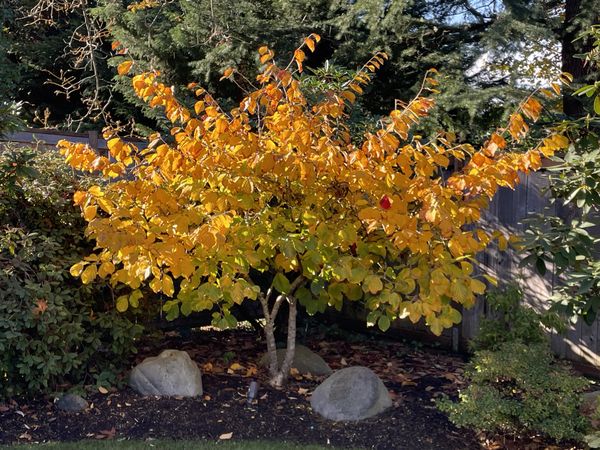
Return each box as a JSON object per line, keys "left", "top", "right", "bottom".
{"left": 0, "top": 329, "right": 583, "bottom": 449}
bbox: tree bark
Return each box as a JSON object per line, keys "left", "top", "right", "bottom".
{"left": 561, "top": 0, "right": 599, "bottom": 118}
{"left": 270, "top": 297, "right": 298, "bottom": 388}
{"left": 259, "top": 274, "right": 305, "bottom": 388}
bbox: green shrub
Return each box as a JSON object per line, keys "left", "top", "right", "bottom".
{"left": 439, "top": 287, "right": 588, "bottom": 442}
{"left": 438, "top": 341, "right": 589, "bottom": 441}
{"left": 0, "top": 147, "right": 143, "bottom": 399}
{"left": 470, "top": 285, "right": 551, "bottom": 351}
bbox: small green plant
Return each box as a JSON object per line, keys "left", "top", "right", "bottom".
{"left": 438, "top": 341, "right": 589, "bottom": 441}
{"left": 470, "top": 285, "right": 563, "bottom": 351}
{"left": 222, "top": 351, "right": 236, "bottom": 365}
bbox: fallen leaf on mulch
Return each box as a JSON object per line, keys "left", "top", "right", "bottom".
{"left": 219, "top": 432, "right": 233, "bottom": 440}
{"left": 98, "top": 386, "right": 109, "bottom": 394}
{"left": 228, "top": 363, "right": 244, "bottom": 373}
{"left": 244, "top": 366, "right": 258, "bottom": 377}
{"left": 95, "top": 427, "right": 116, "bottom": 440}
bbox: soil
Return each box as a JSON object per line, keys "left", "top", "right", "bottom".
{"left": 0, "top": 329, "right": 583, "bottom": 449}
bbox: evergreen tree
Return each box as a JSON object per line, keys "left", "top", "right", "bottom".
{"left": 3, "top": 0, "right": 597, "bottom": 135}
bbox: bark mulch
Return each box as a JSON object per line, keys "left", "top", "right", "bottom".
{"left": 0, "top": 329, "right": 583, "bottom": 449}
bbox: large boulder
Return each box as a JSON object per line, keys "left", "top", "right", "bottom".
{"left": 129, "top": 349, "right": 202, "bottom": 397}
{"left": 259, "top": 344, "right": 332, "bottom": 376}
{"left": 310, "top": 366, "right": 392, "bottom": 421}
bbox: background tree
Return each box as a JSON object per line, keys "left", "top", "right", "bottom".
{"left": 4, "top": 0, "right": 593, "bottom": 137}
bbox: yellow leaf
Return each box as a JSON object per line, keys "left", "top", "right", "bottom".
{"left": 305, "top": 37, "right": 315, "bottom": 52}
{"left": 73, "top": 191, "right": 87, "bottom": 205}
{"left": 83, "top": 205, "right": 97, "bottom": 221}
{"left": 118, "top": 60, "right": 133, "bottom": 76}
{"left": 150, "top": 277, "right": 162, "bottom": 293}
{"left": 229, "top": 362, "right": 244, "bottom": 371}
{"left": 70, "top": 261, "right": 86, "bottom": 277}
{"left": 98, "top": 261, "right": 116, "bottom": 278}
{"left": 260, "top": 53, "right": 272, "bottom": 64}
{"left": 162, "top": 274, "right": 175, "bottom": 297}
{"left": 220, "top": 67, "right": 234, "bottom": 81}
{"left": 129, "top": 289, "right": 143, "bottom": 308}
{"left": 497, "top": 234, "right": 508, "bottom": 251}
{"left": 483, "top": 274, "right": 498, "bottom": 287}
{"left": 81, "top": 264, "right": 97, "bottom": 285}
{"left": 363, "top": 275, "right": 383, "bottom": 294}
{"left": 470, "top": 278, "right": 486, "bottom": 295}
{"left": 116, "top": 295, "right": 129, "bottom": 312}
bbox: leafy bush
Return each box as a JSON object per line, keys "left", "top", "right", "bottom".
{"left": 470, "top": 285, "right": 562, "bottom": 351}
{"left": 0, "top": 147, "right": 143, "bottom": 399}
{"left": 521, "top": 25, "right": 600, "bottom": 324}
{"left": 0, "top": 101, "right": 23, "bottom": 137}
{"left": 439, "top": 287, "right": 587, "bottom": 442}
{"left": 438, "top": 341, "right": 589, "bottom": 441}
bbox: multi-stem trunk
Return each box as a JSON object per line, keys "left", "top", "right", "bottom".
{"left": 259, "top": 275, "right": 304, "bottom": 388}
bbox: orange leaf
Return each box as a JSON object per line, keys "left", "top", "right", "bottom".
{"left": 305, "top": 37, "right": 315, "bottom": 52}
{"left": 117, "top": 61, "right": 133, "bottom": 76}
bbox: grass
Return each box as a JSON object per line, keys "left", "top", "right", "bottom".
{"left": 2, "top": 440, "right": 341, "bottom": 450}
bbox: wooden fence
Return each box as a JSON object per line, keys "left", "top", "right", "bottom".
{"left": 3, "top": 129, "right": 600, "bottom": 370}
{"left": 0, "top": 129, "right": 144, "bottom": 152}
{"left": 463, "top": 171, "right": 600, "bottom": 370}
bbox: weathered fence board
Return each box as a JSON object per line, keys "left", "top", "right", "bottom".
{"left": 460, "top": 171, "right": 600, "bottom": 369}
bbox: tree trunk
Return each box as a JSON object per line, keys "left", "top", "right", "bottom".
{"left": 264, "top": 317, "right": 279, "bottom": 380}
{"left": 561, "top": 0, "right": 599, "bottom": 118}
{"left": 270, "top": 297, "right": 298, "bottom": 388}
{"left": 259, "top": 274, "right": 305, "bottom": 388}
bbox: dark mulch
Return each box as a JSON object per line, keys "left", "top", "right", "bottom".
{"left": 0, "top": 329, "right": 582, "bottom": 449}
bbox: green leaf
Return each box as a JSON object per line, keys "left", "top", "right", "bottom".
{"left": 366, "top": 310, "right": 380, "bottom": 327}
{"left": 296, "top": 287, "right": 313, "bottom": 305}
{"left": 129, "top": 289, "right": 143, "bottom": 308}
{"left": 594, "top": 95, "right": 600, "bottom": 115}
{"left": 536, "top": 257, "right": 547, "bottom": 276}
{"left": 344, "top": 283, "right": 363, "bottom": 301}
{"left": 378, "top": 315, "right": 391, "bottom": 332}
{"left": 272, "top": 272, "right": 291, "bottom": 294}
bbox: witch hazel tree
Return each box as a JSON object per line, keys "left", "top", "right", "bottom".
{"left": 60, "top": 34, "right": 569, "bottom": 387}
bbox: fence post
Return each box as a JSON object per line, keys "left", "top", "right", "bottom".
{"left": 88, "top": 130, "right": 99, "bottom": 152}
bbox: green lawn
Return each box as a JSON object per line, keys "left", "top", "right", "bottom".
{"left": 1, "top": 440, "right": 343, "bottom": 450}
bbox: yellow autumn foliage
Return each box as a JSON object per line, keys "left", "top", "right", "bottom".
{"left": 59, "top": 35, "right": 570, "bottom": 335}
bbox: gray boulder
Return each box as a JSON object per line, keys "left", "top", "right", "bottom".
{"left": 259, "top": 345, "right": 332, "bottom": 376}
{"left": 129, "top": 349, "right": 202, "bottom": 397}
{"left": 56, "top": 393, "right": 88, "bottom": 412}
{"left": 310, "top": 366, "right": 392, "bottom": 421}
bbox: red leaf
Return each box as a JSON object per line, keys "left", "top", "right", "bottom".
{"left": 379, "top": 195, "right": 391, "bottom": 210}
